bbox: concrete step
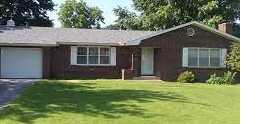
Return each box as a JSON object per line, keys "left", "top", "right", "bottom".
{"left": 133, "top": 76, "right": 160, "bottom": 80}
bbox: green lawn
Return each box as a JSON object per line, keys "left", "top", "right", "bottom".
{"left": 0, "top": 80, "right": 239, "bottom": 124}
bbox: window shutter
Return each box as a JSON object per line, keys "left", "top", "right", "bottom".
{"left": 220, "top": 48, "right": 227, "bottom": 67}
{"left": 111, "top": 47, "right": 116, "bottom": 65}
{"left": 182, "top": 48, "right": 188, "bottom": 67}
{"left": 71, "top": 46, "right": 77, "bottom": 65}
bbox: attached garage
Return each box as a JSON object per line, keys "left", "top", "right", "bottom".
{"left": 0, "top": 47, "right": 43, "bottom": 78}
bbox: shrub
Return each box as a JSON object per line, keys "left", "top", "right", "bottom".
{"left": 226, "top": 43, "right": 240, "bottom": 72}
{"left": 206, "top": 74, "right": 225, "bottom": 85}
{"left": 177, "top": 71, "right": 195, "bottom": 83}
{"left": 223, "top": 71, "right": 237, "bottom": 84}
{"left": 206, "top": 71, "right": 237, "bottom": 85}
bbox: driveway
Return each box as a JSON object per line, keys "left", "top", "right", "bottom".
{"left": 0, "top": 79, "right": 37, "bottom": 107}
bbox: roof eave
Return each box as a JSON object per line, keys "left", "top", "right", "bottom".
{"left": 57, "top": 42, "right": 123, "bottom": 46}
{"left": 0, "top": 43, "right": 57, "bottom": 47}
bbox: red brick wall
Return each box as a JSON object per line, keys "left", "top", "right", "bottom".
{"left": 139, "top": 25, "right": 234, "bottom": 81}
{"left": 49, "top": 45, "right": 135, "bottom": 79}
{"left": 42, "top": 47, "right": 51, "bottom": 78}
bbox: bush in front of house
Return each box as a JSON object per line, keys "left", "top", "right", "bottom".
{"left": 206, "top": 74, "right": 225, "bottom": 85}
{"left": 223, "top": 71, "right": 237, "bottom": 84}
{"left": 226, "top": 43, "right": 240, "bottom": 72}
{"left": 177, "top": 71, "right": 195, "bottom": 83}
{"left": 206, "top": 71, "right": 237, "bottom": 85}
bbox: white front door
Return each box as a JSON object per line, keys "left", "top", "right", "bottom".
{"left": 141, "top": 48, "right": 154, "bottom": 75}
{"left": 1, "top": 47, "right": 43, "bottom": 78}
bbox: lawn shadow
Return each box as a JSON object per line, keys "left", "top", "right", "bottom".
{"left": 0, "top": 80, "right": 210, "bottom": 123}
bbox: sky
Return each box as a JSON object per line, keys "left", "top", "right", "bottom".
{"left": 47, "top": 0, "right": 135, "bottom": 28}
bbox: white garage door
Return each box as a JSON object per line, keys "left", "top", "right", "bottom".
{"left": 1, "top": 47, "right": 43, "bottom": 78}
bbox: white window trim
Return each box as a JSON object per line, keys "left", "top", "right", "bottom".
{"left": 77, "top": 47, "right": 88, "bottom": 64}
{"left": 98, "top": 48, "right": 101, "bottom": 64}
{"left": 183, "top": 47, "right": 226, "bottom": 68}
{"left": 71, "top": 46, "right": 116, "bottom": 66}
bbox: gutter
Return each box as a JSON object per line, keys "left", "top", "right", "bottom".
{"left": 57, "top": 42, "right": 124, "bottom": 46}
{"left": 0, "top": 42, "right": 126, "bottom": 47}
{"left": 0, "top": 43, "right": 57, "bottom": 47}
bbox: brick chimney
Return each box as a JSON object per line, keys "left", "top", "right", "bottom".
{"left": 218, "top": 22, "right": 233, "bottom": 34}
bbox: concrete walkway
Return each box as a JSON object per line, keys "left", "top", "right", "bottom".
{"left": 0, "top": 79, "right": 37, "bottom": 107}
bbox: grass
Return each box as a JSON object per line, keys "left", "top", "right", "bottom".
{"left": 0, "top": 80, "right": 239, "bottom": 124}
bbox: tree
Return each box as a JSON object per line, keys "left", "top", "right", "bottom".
{"left": 113, "top": 6, "right": 141, "bottom": 30}
{"left": 103, "top": 24, "right": 121, "bottom": 30}
{"left": 113, "top": 0, "right": 240, "bottom": 30}
{"left": 226, "top": 43, "right": 240, "bottom": 72}
{"left": 0, "top": 0, "right": 54, "bottom": 27}
{"left": 58, "top": 0, "right": 104, "bottom": 28}
{"left": 232, "top": 23, "right": 240, "bottom": 38}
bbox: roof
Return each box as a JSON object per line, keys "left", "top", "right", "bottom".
{"left": 0, "top": 26, "right": 154, "bottom": 46}
{"left": 0, "top": 21, "right": 239, "bottom": 46}
{"left": 127, "top": 21, "right": 240, "bottom": 45}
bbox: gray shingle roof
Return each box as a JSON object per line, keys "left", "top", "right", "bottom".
{"left": 0, "top": 26, "right": 155, "bottom": 46}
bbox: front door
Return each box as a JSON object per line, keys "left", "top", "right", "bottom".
{"left": 141, "top": 48, "right": 154, "bottom": 75}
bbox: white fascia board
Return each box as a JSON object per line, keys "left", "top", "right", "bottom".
{"left": 0, "top": 43, "right": 57, "bottom": 47}
{"left": 57, "top": 42, "right": 122, "bottom": 46}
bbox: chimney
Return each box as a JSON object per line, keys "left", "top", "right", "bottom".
{"left": 218, "top": 22, "right": 233, "bottom": 34}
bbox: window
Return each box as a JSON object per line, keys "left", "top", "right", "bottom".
{"left": 89, "top": 47, "right": 99, "bottom": 64}
{"left": 183, "top": 47, "right": 226, "bottom": 68}
{"left": 100, "top": 48, "right": 110, "bottom": 64}
{"left": 188, "top": 48, "right": 198, "bottom": 67}
{"left": 210, "top": 49, "right": 220, "bottom": 67}
{"left": 199, "top": 49, "right": 209, "bottom": 67}
{"left": 75, "top": 47, "right": 111, "bottom": 65}
{"left": 77, "top": 47, "right": 88, "bottom": 64}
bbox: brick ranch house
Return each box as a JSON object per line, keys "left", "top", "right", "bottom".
{"left": 0, "top": 21, "right": 239, "bottom": 81}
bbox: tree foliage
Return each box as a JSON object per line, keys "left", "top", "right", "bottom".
{"left": 232, "top": 23, "right": 240, "bottom": 38}
{"left": 113, "top": 6, "right": 140, "bottom": 30}
{"left": 0, "top": 0, "right": 54, "bottom": 27}
{"left": 58, "top": 0, "right": 104, "bottom": 28}
{"left": 104, "top": 24, "right": 121, "bottom": 30}
{"left": 113, "top": 0, "right": 240, "bottom": 30}
{"left": 226, "top": 43, "right": 240, "bottom": 72}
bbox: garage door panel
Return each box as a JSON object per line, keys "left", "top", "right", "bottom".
{"left": 1, "top": 48, "right": 42, "bottom": 78}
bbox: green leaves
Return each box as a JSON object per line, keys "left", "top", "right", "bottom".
{"left": 177, "top": 71, "right": 195, "bottom": 83}
{"left": 112, "top": 9, "right": 141, "bottom": 30}
{"left": 113, "top": 0, "right": 240, "bottom": 31}
{"left": 206, "top": 71, "right": 237, "bottom": 85}
{"left": 226, "top": 43, "right": 240, "bottom": 72}
{"left": 0, "top": 0, "right": 55, "bottom": 26}
{"left": 58, "top": 0, "right": 104, "bottom": 28}
{"left": 202, "top": 15, "right": 223, "bottom": 28}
